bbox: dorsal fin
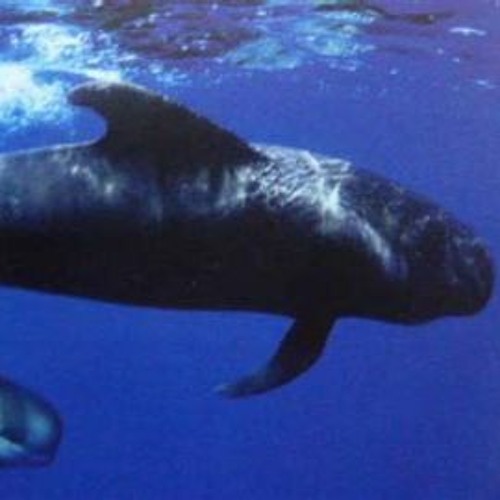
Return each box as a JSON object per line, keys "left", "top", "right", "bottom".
{"left": 69, "top": 81, "right": 263, "bottom": 168}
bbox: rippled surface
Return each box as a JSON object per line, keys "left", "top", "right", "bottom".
{"left": 0, "top": 1, "right": 498, "bottom": 140}
{"left": 1, "top": 1, "right": 498, "bottom": 71}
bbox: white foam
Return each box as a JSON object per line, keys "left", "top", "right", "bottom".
{"left": 449, "top": 26, "right": 487, "bottom": 37}
{"left": 0, "top": 64, "right": 69, "bottom": 130}
{"left": 0, "top": 21, "right": 125, "bottom": 137}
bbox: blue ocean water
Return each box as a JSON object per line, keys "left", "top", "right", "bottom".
{"left": 0, "top": 1, "right": 499, "bottom": 498}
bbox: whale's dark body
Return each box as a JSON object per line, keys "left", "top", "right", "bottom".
{"left": 0, "top": 82, "right": 494, "bottom": 398}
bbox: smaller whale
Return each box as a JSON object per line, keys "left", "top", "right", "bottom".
{"left": 0, "top": 377, "right": 61, "bottom": 466}
{"left": 0, "top": 81, "right": 494, "bottom": 402}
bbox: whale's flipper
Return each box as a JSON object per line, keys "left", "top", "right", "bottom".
{"left": 69, "top": 81, "right": 263, "bottom": 168}
{"left": 217, "top": 314, "right": 335, "bottom": 398}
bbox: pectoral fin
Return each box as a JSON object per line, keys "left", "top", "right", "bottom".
{"left": 216, "top": 313, "right": 336, "bottom": 398}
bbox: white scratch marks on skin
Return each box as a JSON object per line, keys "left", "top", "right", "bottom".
{"left": 104, "top": 181, "right": 116, "bottom": 197}
{"left": 317, "top": 159, "right": 352, "bottom": 234}
{"left": 254, "top": 145, "right": 353, "bottom": 216}
{"left": 317, "top": 160, "right": 401, "bottom": 280}
{"left": 218, "top": 169, "right": 248, "bottom": 212}
{"left": 357, "top": 220, "right": 397, "bottom": 275}
{"left": 299, "top": 150, "right": 322, "bottom": 175}
{"left": 324, "top": 183, "right": 343, "bottom": 217}
{"left": 69, "top": 161, "right": 103, "bottom": 193}
{"left": 194, "top": 169, "right": 210, "bottom": 192}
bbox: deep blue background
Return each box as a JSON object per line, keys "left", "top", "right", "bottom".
{"left": 0, "top": 2, "right": 499, "bottom": 499}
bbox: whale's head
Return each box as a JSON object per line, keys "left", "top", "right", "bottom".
{"left": 402, "top": 213, "right": 494, "bottom": 322}
{"left": 0, "top": 379, "right": 62, "bottom": 467}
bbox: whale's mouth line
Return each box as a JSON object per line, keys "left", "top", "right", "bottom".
{"left": 0, "top": 436, "right": 56, "bottom": 467}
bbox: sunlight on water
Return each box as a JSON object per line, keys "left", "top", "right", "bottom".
{"left": 22, "top": 24, "right": 96, "bottom": 64}
{"left": 0, "top": 0, "right": 497, "bottom": 136}
{"left": 17, "top": 23, "right": 124, "bottom": 76}
{"left": 226, "top": 8, "right": 374, "bottom": 71}
{"left": 0, "top": 18, "right": 187, "bottom": 134}
{"left": 0, "top": 63, "right": 121, "bottom": 140}
{"left": 449, "top": 26, "right": 487, "bottom": 37}
{"left": 293, "top": 11, "right": 374, "bottom": 61}
{"left": 1, "top": 0, "right": 62, "bottom": 9}
{"left": 0, "top": 22, "right": 125, "bottom": 136}
{"left": 0, "top": 64, "right": 71, "bottom": 131}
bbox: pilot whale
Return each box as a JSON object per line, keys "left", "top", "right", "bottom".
{"left": 0, "top": 81, "right": 493, "bottom": 398}
{"left": 0, "top": 377, "right": 61, "bottom": 466}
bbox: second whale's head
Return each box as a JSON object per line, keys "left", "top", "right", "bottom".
{"left": 0, "top": 378, "right": 62, "bottom": 467}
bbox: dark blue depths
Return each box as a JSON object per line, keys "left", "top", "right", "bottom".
{"left": 0, "top": 4, "right": 499, "bottom": 500}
